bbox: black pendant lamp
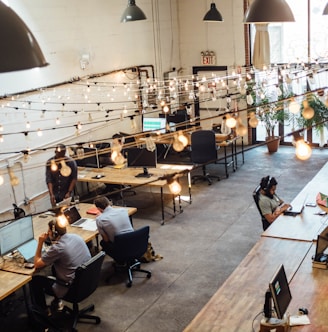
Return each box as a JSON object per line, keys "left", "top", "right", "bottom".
{"left": 121, "top": 0, "right": 147, "bottom": 23}
{"left": 203, "top": 2, "right": 223, "bottom": 22}
{"left": 0, "top": 1, "right": 48, "bottom": 73}
{"left": 244, "top": 0, "right": 295, "bottom": 23}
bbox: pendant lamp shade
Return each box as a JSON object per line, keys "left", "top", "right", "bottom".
{"left": 244, "top": 0, "right": 295, "bottom": 23}
{"left": 0, "top": 1, "right": 48, "bottom": 73}
{"left": 121, "top": 0, "right": 147, "bottom": 23}
{"left": 323, "top": 3, "right": 328, "bottom": 15}
{"left": 203, "top": 2, "right": 223, "bottom": 22}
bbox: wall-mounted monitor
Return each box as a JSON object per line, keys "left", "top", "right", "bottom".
{"left": 143, "top": 117, "right": 166, "bottom": 134}
{"left": 263, "top": 264, "right": 292, "bottom": 323}
{"left": 127, "top": 147, "right": 157, "bottom": 178}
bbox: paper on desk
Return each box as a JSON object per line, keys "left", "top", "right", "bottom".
{"left": 81, "top": 220, "right": 97, "bottom": 231}
{"left": 289, "top": 315, "right": 311, "bottom": 326}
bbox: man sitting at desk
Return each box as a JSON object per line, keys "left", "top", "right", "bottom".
{"left": 30, "top": 218, "right": 91, "bottom": 314}
{"left": 94, "top": 197, "right": 134, "bottom": 254}
{"left": 259, "top": 176, "right": 291, "bottom": 230}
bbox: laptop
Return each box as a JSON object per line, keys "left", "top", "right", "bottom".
{"left": 17, "top": 239, "right": 38, "bottom": 263}
{"left": 56, "top": 197, "right": 72, "bottom": 207}
{"left": 63, "top": 205, "right": 94, "bottom": 227}
{"left": 283, "top": 195, "right": 308, "bottom": 216}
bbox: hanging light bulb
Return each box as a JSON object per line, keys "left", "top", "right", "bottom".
{"left": 288, "top": 98, "right": 300, "bottom": 114}
{"left": 60, "top": 160, "right": 72, "bottom": 177}
{"left": 37, "top": 128, "right": 43, "bottom": 136}
{"left": 173, "top": 133, "right": 185, "bottom": 152}
{"left": 9, "top": 168, "right": 19, "bottom": 186}
{"left": 225, "top": 114, "right": 237, "bottom": 128}
{"left": 50, "top": 159, "right": 58, "bottom": 172}
{"left": 167, "top": 177, "right": 182, "bottom": 195}
{"left": 163, "top": 105, "right": 170, "bottom": 113}
{"left": 248, "top": 112, "right": 259, "bottom": 128}
{"left": 177, "top": 131, "right": 189, "bottom": 147}
{"left": 145, "top": 136, "right": 156, "bottom": 152}
{"left": 111, "top": 150, "right": 125, "bottom": 165}
{"left": 57, "top": 214, "right": 68, "bottom": 228}
{"left": 246, "top": 93, "right": 254, "bottom": 105}
{"left": 295, "top": 139, "right": 312, "bottom": 161}
{"left": 302, "top": 100, "right": 314, "bottom": 120}
{"left": 0, "top": 174, "right": 3, "bottom": 186}
{"left": 235, "top": 117, "right": 247, "bottom": 136}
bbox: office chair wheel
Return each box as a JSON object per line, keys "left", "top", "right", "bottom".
{"left": 127, "top": 281, "right": 132, "bottom": 288}
{"left": 95, "top": 317, "right": 101, "bottom": 324}
{"left": 147, "top": 272, "right": 152, "bottom": 278}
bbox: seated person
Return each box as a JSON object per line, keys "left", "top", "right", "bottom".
{"left": 94, "top": 197, "right": 134, "bottom": 255}
{"left": 258, "top": 176, "right": 291, "bottom": 230}
{"left": 30, "top": 218, "right": 91, "bottom": 314}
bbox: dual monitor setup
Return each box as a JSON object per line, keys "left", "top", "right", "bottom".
{"left": 76, "top": 144, "right": 157, "bottom": 178}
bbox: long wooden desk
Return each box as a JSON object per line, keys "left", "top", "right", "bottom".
{"left": 262, "top": 162, "right": 328, "bottom": 242}
{"left": 185, "top": 162, "right": 328, "bottom": 332}
{"left": 288, "top": 244, "right": 328, "bottom": 331}
{"left": 0, "top": 203, "right": 137, "bottom": 276}
{"left": 78, "top": 164, "right": 193, "bottom": 224}
{"left": 184, "top": 237, "right": 313, "bottom": 332}
{"left": 0, "top": 270, "right": 31, "bottom": 301}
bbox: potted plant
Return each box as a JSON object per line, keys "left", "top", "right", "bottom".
{"left": 297, "top": 93, "right": 328, "bottom": 147}
{"left": 246, "top": 82, "right": 290, "bottom": 153}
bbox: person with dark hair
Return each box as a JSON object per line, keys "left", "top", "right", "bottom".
{"left": 258, "top": 176, "right": 291, "bottom": 228}
{"left": 94, "top": 196, "right": 134, "bottom": 254}
{"left": 46, "top": 143, "right": 78, "bottom": 206}
{"left": 30, "top": 218, "right": 91, "bottom": 314}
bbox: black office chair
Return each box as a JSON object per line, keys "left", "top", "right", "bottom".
{"left": 105, "top": 226, "right": 152, "bottom": 288}
{"left": 253, "top": 185, "right": 270, "bottom": 231}
{"left": 190, "top": 130, "right": 220, "bottom": 185}
{"left": 61, "top": 251, "right": 105, "bottom": 331}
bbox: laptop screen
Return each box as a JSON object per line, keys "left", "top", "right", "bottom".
{"left": 63, "top": 206, "right": 81, "bottom": 224}
{"left": 0, "top": 216, "right": 34, "bottom": 256}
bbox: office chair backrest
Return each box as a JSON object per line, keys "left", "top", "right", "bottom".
{"left": 63, "top": 251, "right": 105, "bottom": 303}
{"left": 253, "top": 185, "right": 270, "bottom": 231}
{"left": 111, "top": 226, "right": 150, "bottom": 262}
{"left": 191, "top": 130, "right": 217, "bottom": 164}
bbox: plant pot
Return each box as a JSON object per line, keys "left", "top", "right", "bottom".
{"left": 266, "top": 136, "right": 280, "bottom": 153}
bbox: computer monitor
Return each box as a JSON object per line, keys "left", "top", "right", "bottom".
{"left": 264, "top": 264, "right": 292, "bottom": 322}
{"left": 143, "top": 117, "right": 166, "bottom": 134}
{"left": 76, "top": 147, "right": 100, "bottom": 168}
{"left": 127, "top": 147, "right": 157, "bottom": 178}
{"left": 314, "top": 225, "right": 328, "bottom": 262}
{"left": 0, "top": 216, "right": 34, "bottom": 256}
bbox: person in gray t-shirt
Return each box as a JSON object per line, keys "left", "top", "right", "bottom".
{"left": 94, "top": 196, "right": 134, "bottom": 254}
{"left": 30, "top": 218, "right": 91, "bottom": 313}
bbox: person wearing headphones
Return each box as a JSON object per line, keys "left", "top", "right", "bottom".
{"left": 30, "top": 217, "right": 91, "bottom": 315}
{"left": 46, "top": 143, "right": 78, "bottom": 207}
{"left": 258, "top": 176, "right": 291, "bottom": 230}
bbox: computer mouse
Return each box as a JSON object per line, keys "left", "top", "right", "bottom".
{"left": 96, "top": 174, "right": 102, "bottom": 179}
{"left": 299, "top": 307, "right": 308, "bottom": 315}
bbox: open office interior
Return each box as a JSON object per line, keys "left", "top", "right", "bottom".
{"left": 1, "top": 1, "right": 328, "bottom": 332}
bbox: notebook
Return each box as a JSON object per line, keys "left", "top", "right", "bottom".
{"left": 63, "top": 205, "right": 94, "bottom": 227}
{"left": 283, "top": 195, "right": 308, "bottom": 216}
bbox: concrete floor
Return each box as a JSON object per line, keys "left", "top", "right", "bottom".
{"left": 2, "top": 145, "right": 328, "bottom": 332}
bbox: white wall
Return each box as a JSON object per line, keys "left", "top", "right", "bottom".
{"left": 0, "top": 0, "right": 246, "bottom": 216}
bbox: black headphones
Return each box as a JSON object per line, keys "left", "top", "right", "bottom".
{"left": 51, "top": 221, "right": 59, "bottom": 240}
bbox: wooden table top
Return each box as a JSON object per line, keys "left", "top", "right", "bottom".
{"left": 77, "top": 164, "right": 192, "bottom": 187}
{"left": 0, "top": 269, "right": 31, "bottom": 301}
{"left": 183, "top": 237, "right": 312, "bottom": 332}
{"left": 288, "top": 244, "right": 328, "bottom": 331}
{"left": 262, "top": 162, "right": 328, "bottom": 242}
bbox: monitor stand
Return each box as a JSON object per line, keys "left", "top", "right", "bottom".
{"left": 260, "top": 317, "right": 288, "bottom": 332}
{"left": 135, "top": 167, "right": 153, "bottom": 178}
